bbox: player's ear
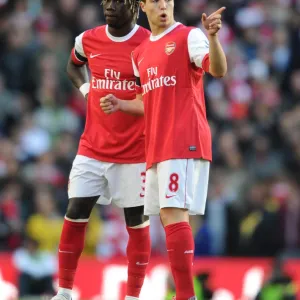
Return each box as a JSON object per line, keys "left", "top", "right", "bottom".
{"left": 140, "top": 1, "right": 146, "bottom": 12}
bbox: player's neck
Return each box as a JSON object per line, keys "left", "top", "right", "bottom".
{"left": 107, "top": 22, "right": 136, "bottom": 38}
{"left": 150, "top": 20, "right": 176, "bottom": 37}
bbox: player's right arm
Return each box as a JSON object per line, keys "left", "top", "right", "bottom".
{"left": 100, "top": 51, "right": 144, "bottom": 115}
{"left": 201, "top": 7, "right": 227, "bottom": 78}
{"left": 66, "top": 32, "right": 90, "bottom": 100}
{"left": 100, "top": 94, "right": 144, "bottom": 115}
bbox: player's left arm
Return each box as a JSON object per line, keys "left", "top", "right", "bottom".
{"left": 99, "top": 51, "right": 145, "bottom": 115}
{"left": 100, "top": 93, "right": 144, "bottom": 115}
{"left": 202, "top": 7, "right": 227, "bottom": 78}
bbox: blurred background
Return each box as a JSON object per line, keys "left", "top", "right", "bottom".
{"left": 0, "top": 0, "right": 300, "bottom": 299}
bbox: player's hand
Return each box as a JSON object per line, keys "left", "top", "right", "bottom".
{"left": 100, "top": 94, "right": 120, "bottom": 114}
{"left": 85, "top": 93, "right": 89, "bottom": 101}
{"left": 202, "top": 7, "right": 226, "bottom": 36}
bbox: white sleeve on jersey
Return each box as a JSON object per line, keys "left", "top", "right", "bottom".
{"left": 132, "top": 56, "right": 140, "bottom": 77}
{"left": 75, "top": 32, "right": 86, "bottom": 58}
{"left": 188, "top": 28, "right": 209, "bottom": 69}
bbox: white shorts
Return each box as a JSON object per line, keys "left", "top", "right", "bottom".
{"left": 144, "top": 159, "right": 210, "bottom": 216}
{"left": 68, "top": 155, "right": 146, "bottom": 208}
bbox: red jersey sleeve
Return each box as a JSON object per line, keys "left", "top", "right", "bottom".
{"left": 202, "top": 54, "right": 210, "bottom": 73}
{"left": 71, "top": 32, "right": 88, "bottom": 66}
{"left": 132, "top": 51, "right": 143, "bottom": 95}
{"left": 188, "top": 28, "right": 210, "bottom": 72}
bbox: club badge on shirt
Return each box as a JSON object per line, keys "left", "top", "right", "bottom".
{"left": 165, "top": 42, "right": 176, "bottom": 55}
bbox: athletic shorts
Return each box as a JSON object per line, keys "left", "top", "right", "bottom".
{"left": 144, "top": 159, "right": 210, "bottom": 215}
{"left": 68, "top": 155, "right": 146, "bottom": 208}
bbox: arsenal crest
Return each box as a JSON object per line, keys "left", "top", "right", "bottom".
{"left": 165, "top": 42, "right": 176, "bottom": 55}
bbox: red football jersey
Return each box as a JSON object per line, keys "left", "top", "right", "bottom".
{"left": 73, "top": 25, "right": 150, "bottom": 163}
{"left": 132, "top": 23, "right": 212, "bottom": 169}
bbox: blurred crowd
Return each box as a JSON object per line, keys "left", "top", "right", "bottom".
{"left": 0, "top": 0, "right": 300, "bottom": 262}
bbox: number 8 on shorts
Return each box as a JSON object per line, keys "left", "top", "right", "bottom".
{"left": 144, "top": 158, "right": 210, "bottom": 216}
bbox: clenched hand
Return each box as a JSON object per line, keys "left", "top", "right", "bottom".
{"left": 100, "top": 94, "right": 120, "bottom": 114}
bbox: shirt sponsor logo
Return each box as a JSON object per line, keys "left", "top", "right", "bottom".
{"left": 91, "top": 69, "right": 135, "bottom": 91}
{"left": 142, "top": 75, "right": 176, "bottom": 95}
{"left": 142, "top": 67, "right": 176, "bottom": 95}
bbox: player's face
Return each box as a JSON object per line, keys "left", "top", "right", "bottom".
{"left": 140, "top": 0, "right": 174, "bottom": 29}
{"left": 103, "top": 0, "right": 134, "bottom": 29}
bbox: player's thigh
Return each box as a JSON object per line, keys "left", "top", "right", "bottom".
{"left": 68, "top": 155, "right": 108, "bottom": 199}
{"left": 105, "top": 162, "right": 146, "bottom": 208}
{"left": 157, "top": 159, "right": 189, "bottom": 210}
{"left": 157, "top": 159, "right": 198, "bottom": 212}
{"left": 191, "top": 159, "right": 210, "bottom": 215}
{"left": 144, "top": 165, "right": 160, "bottom": 215}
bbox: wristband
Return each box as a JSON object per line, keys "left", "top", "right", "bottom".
{"left": 79, "top": 83, "right": 90, "bottom": 98}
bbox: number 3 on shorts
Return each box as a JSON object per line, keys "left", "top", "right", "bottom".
{"left": 169, "top": 173, "right": 179, "bottom": 192}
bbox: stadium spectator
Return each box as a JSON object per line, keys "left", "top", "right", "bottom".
{"left": 0, "top": 0, "right": 299, "bottom": 259}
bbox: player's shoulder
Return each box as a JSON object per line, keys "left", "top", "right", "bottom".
{"left": 136, "top": 26, "right": 151, "bottom": 38}
{"left": 175, "top": 24, "right": 207, "bottom": 44}
{"left": 79, "top": 25, "right": 106, "bottom": 40}
{"left": 132, "top": 32, "right": 150, "bottom": 57}
{"left": 131, "top": 26, "right": 150, "bottom": 46}
{"left": 188, "top": 26, "right": 206, "bottom": 35}
{"left": 187, "top": 26, "right": 208, "bottom": 45}
{"left": 175, "top": 24, "right": 199, "bottom": 37}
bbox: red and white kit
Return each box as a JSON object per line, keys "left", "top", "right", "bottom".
{"left": 132, "top": 23, "right": 211, "bottom": 215}
{"left": 70, "top": 24, "right": 150, "bottom": 207}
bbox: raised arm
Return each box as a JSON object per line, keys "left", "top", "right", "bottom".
{"left": 202, "top": 7, "right": 227, "bottom": 78}
{"left": 66, "top": 32, "right": 90, "bottom": 100}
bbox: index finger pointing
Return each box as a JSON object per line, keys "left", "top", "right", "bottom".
{"left": 208, "top": 7, "right": 226, "bottom": 18}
